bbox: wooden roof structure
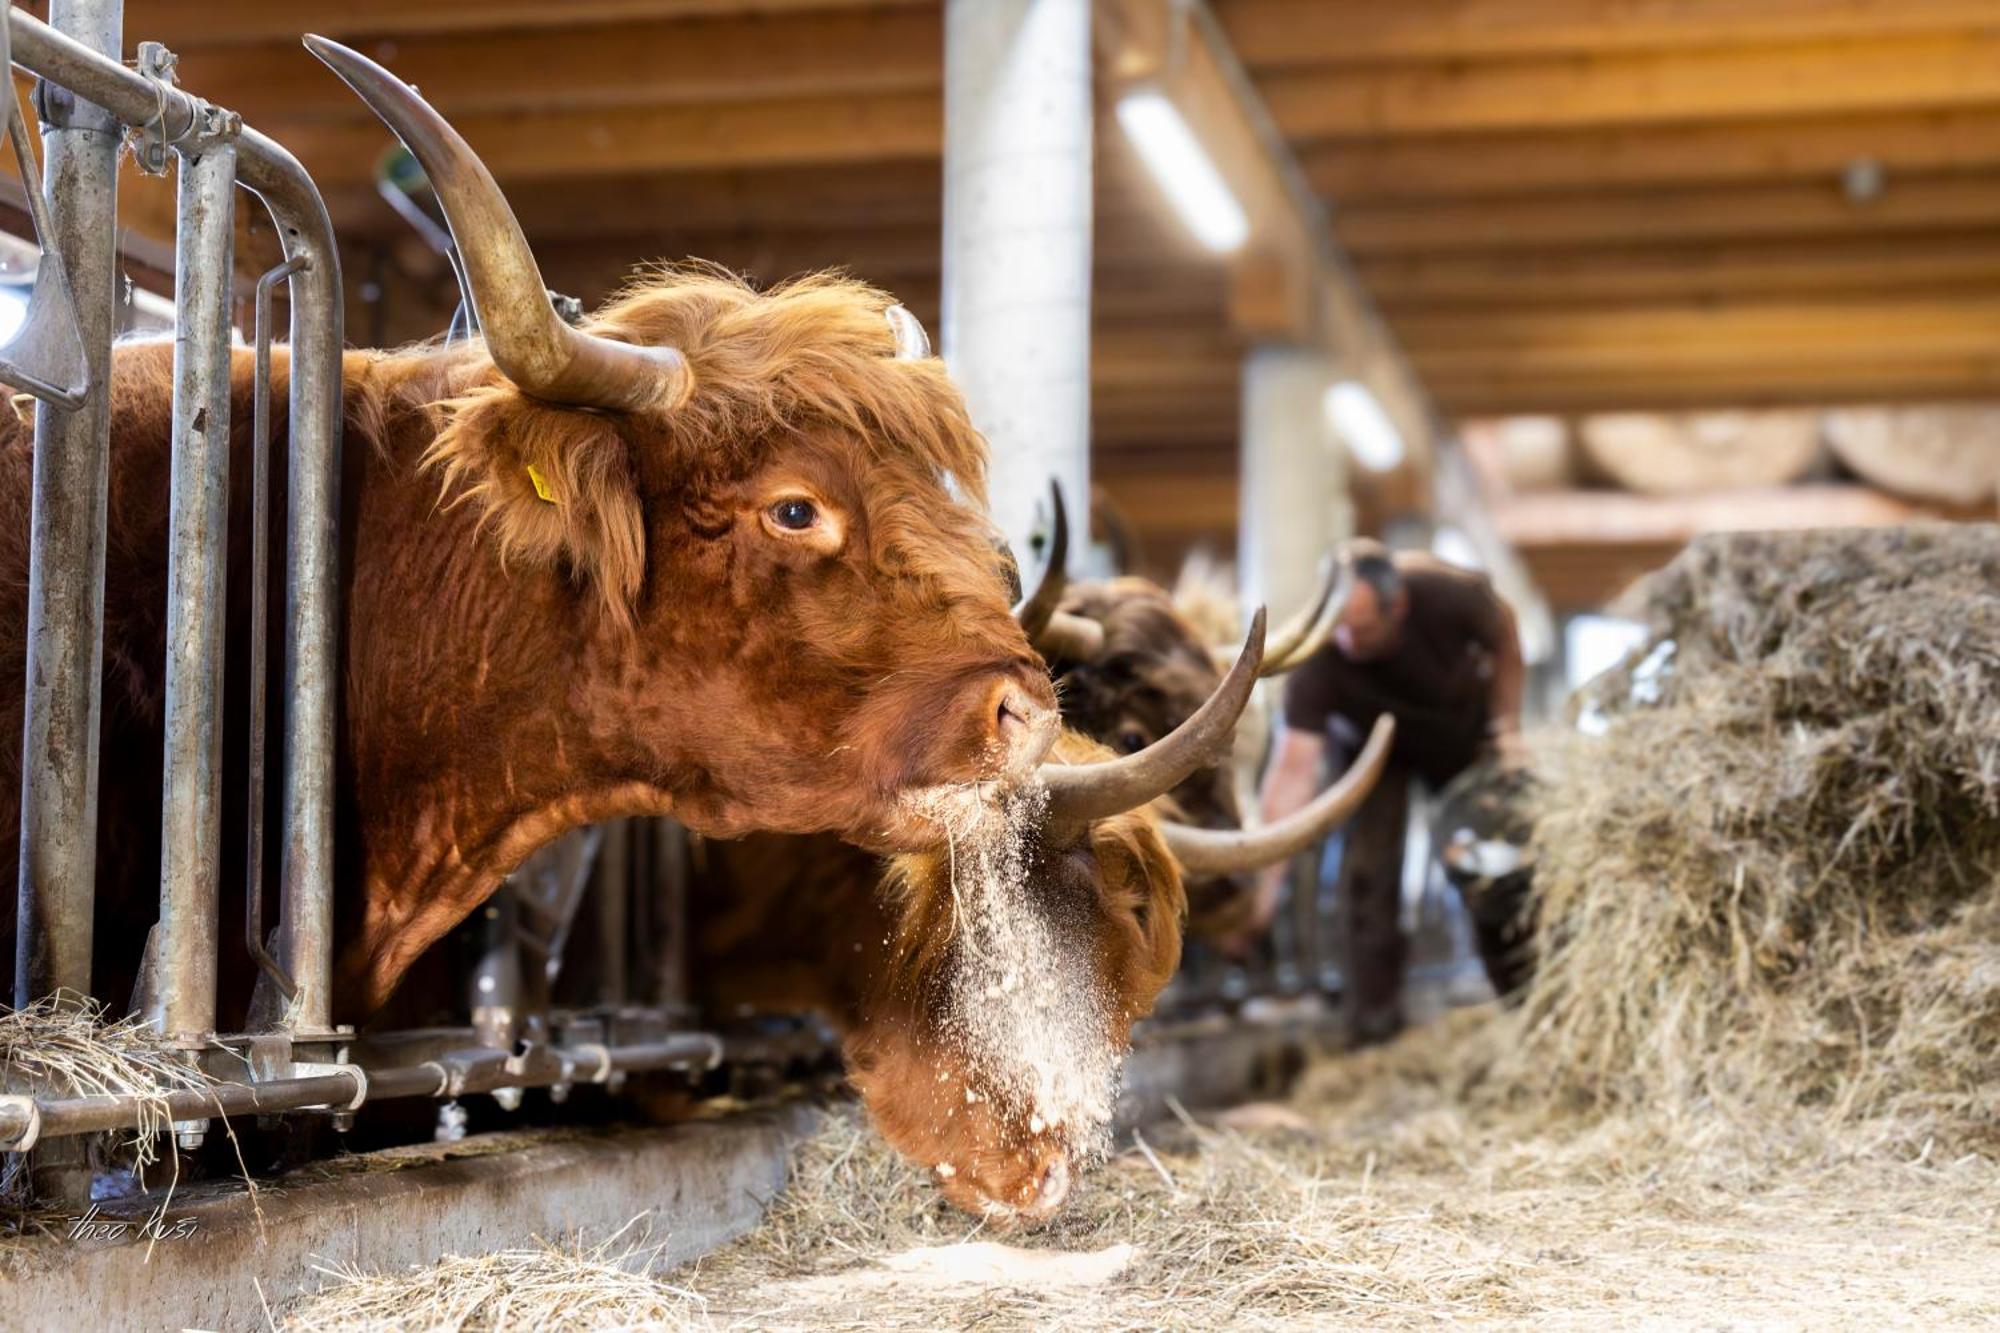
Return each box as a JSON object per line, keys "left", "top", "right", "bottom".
{"left": 17, "top": 0, "right": 2000, "bottom": 600}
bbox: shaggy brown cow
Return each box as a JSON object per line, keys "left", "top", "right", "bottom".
{"left": 0, "top": 42, "right": 1218, "bottom": 1020}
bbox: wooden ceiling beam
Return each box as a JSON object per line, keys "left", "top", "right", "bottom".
{"left": 167, "top": 8, "right": 939, "bottom": 124}
{"left": 1262, "top": 32, "right": 2000, "bottom": 139}
{"left": 1395, "top": 295, "right": 2000, "bottom": 351}
{"left": 1413, "top": 336, "right": 2000, "bottom": 383}
{"left": 1429, "top": 358, "right": 2000, "bottom": 416}
{"left": 1338, "top": 175, "right": 2000, "bottom": 255}
{"left": 259, "top": 89, "right": 941, "bottom": 187}
{"left": 329, "top": 161, "right": 947, "bottom": 242}
{"left": 1363, "top": 233, "right": 2000, "bottom": 309}
{"left": 118, "top": 0, "right": 928, "bottom": 47}
{"left": 1219, "top": 0, "right": 2000, "bottom": 65}
{"left": 1303, "top": 108, "right": 2000, "bottom": 204}
{"left": 1436, "top": 377, "right": 2000, "bottom": 417}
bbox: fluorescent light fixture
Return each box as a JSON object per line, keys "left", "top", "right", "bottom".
{"left": 1431, "top": 524, "right": 1483, "bottom": 571}
{"left": 1115, "top": 89, "right": 1249, "bottom": 253}
{"left": 0, "top": 288, "right": 26, "bottom": 344}
{"left": 1324, "top": 380, "right": 1405, "bottom": 472}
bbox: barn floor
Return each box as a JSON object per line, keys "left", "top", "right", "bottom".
{"left": 280, "top": 1009, "right": 2000, "bottom": 1330}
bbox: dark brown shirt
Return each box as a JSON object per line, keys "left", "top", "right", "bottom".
{"left": 1282, "top": 556, "right": 1507, "bottom": 787}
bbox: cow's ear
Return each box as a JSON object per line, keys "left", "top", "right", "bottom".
{"left": 422, "top": 386, "right": 646, "bottom": 620}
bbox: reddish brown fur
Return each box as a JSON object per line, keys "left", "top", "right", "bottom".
{"left": 694, "top": 731, "right": 1185, "bottom": 1224}
{"left": 0, "top": 269, "right": 1054, "bottom": 1019}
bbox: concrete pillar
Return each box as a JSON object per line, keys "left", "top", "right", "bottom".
{"left": 941, "top": 0, "right": 1093, "bottom": 557}
{"left": 1237, "top": 345, "right": 1351, "bottom": 623}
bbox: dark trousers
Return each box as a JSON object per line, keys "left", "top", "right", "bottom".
{"left": 1334, "top": 761, "right": 1410, "bottom": 1035}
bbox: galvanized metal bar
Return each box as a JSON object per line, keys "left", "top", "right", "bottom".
{"left": 592, "top": 821, "right": 631, "bottom": 1006}
{"left": 261, "top": 153, "right": 343, "bottom": 1037}
{"left": 155, "top": 126, "right": 238, "bottom": 1043}
{"left": 0, "top": 1033, "right": 727, "bottom": 1149}
{"left": 243, "top": 256, "right": 307, "bottom": 1006}
{"left": 652, "top": 820, "right": 691, "bottom": 1008}
{"left": 13, "top": 0, "right": 122, "bottom": 1009}
{"left": 10, "top": 9, "right": 347, "bottom": 1035}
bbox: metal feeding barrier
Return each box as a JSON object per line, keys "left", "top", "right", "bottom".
{"left": 0, "top": 5, "right": 736, "bottom": 1185}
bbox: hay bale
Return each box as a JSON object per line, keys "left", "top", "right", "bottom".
{"left": 1513, "top": 525, "right": 2000, "bottom": 1147}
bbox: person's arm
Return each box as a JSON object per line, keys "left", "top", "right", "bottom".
{"left": 1486, "top": 596, "right": 1525, "bottom": 758}
{"left": 1220, "top": 726, "right": 1327, "bottom": 954}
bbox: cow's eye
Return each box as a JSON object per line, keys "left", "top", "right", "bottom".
{"left": 1116, "top": 726, "right": 1150, "bottom": 755}
{"left": 770, "top": 498, "right": 818, "bottom": 531}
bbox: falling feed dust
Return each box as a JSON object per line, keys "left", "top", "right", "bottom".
{"left": 902, "top": 780, "right": 1119, "bottom": 1161}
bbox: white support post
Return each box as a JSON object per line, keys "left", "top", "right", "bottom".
{"left": 1237, "top": 344, "right": 1351, "bottom": 624}
{"left": 941, "top": 0, "right": 1093, "bottom": 559}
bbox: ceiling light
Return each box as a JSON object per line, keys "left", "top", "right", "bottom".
{"left": 1324, "top": 380, "right": 1405, "bottom": 472}
{"left": 1115, "top": 89, "right": 1249, "bottom": 254}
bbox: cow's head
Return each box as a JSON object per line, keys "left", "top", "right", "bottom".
{"left": 314, "top": 40, "right": 1107, "bottom": 859}
{"left": 843, "top": 731, "right": 1186, "bottom": 1227}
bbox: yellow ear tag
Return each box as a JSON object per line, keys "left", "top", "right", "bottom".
{"left": 525, "top": 464, "right": 557, "bottom": 505}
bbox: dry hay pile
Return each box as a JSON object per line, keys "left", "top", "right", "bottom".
{"left": 0, "top": 996, "right": 218, "bottom": 1215}
{"left": 1513, "top": 525, "right": 2000, "bottom": 1149}
{"left": 285, "top": 1223, "right": 703, "bottom": 1332}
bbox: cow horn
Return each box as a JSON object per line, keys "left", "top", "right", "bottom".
{"left": 305, "top": 37, "right": 691, "bottom": 413}
{"left": 1012, "top": 479, "right": 1069, "bottom": 641}
{"left": 1040, "top": 608, "right": 1266, "bottom": 822}
{"left": 1159, "top": 716, "right": 1395, "bottom": 875}
{"left": 885, "top": 305, "right": 931, "bottom": 359}
{"left": 1034, "top": 610, "right": 1105, "bottom": 663}
{"left": 1261, "top": 554, "right": 1351, "bottom": 677}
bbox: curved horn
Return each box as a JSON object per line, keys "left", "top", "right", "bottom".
{"left": 885, "top": 305, "right": 931, "bottom": 359}
{"left": 1041, "top": 608, "right": 1266, "bottom": 822}
{"left": 1012, "top": 479, "right": 1069, "bottom": 640}
{"left": 1260, "top": 553, "right": 1337, "bottom": 668}
{"left": 1262, "top": 556, "right": 1352, "bottom": 677}
{"left": 304, "top": 37, "right": 690, "bottom": 413}
{"left": 1034, "top": 610, "right": 1105, "bottom": 664}
{"left": 1161, "top": 715, "right": 1395, "bottom": 875}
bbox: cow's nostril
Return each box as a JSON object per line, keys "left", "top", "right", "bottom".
{"left": 994, "top": 687, "right": 1045, "bottom": 741}
{"left": 1029, "top": 1151, "right": 1071, "bottom": 1217}
{"left": 997, "top": 693, "right": 1025, "bottom": 733}
{"left": 987, "top": 681, "right": 1057, "bottom": 772}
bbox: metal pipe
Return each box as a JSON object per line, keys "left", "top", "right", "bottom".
{"left": 10, "top": 11, "right": 347, "bottom": 1034}
{"left": 263, "top": 145, "right": 343, "bottom": 1035}
{"left": 13, "top": 0, "right": 122, "bottom": 1009}
{"left": 0, "top": 1034, "right": 725, "bottom": 1149}
{"left": 244, "top": 257, "right": 308, "bottom": 1006}
{"left": 593, "top": 821, "right": 630, "bottom": 1007}
{"left": 155, "top": 126, "right": 238, "bottom": 1043}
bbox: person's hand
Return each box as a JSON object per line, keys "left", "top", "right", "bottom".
{"left": 1488, "top": 721, "right": 1528, "bottom": 770}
